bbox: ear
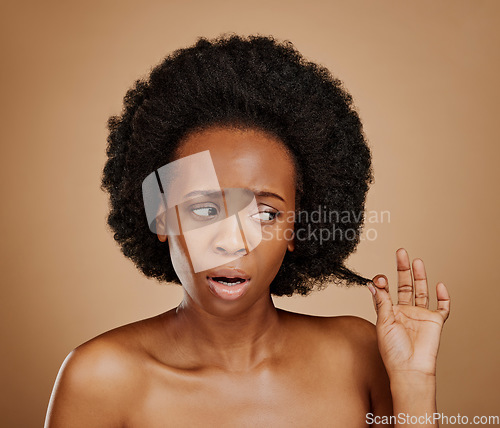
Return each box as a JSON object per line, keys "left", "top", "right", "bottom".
{"left": 286, "top": 228, "right": 295, "bottom": 252}
{"left": 156, "top": 215, "right": 168, "bottom": 243}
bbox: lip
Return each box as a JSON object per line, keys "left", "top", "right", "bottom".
{"left": 206, "top": 266, "right": 250, "bottom": 301}
{"left": 206, "top": 267, "right": 250, "bottom": 280}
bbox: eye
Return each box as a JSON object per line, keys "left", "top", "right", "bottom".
{"left": 189, "top": 203, "right": 220, "bottom": 220}
{"left": 251, "top": 210, "right": 279, "bottom": 223}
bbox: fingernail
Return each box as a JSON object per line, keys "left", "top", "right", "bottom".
{"left": 377, "top": 277, "right": 387, "bottom": 286}
{"left": 367, "top": 283, "right": 377, "bottom": 296}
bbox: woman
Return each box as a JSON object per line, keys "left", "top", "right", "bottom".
{"left": 45, "top": 34, "right": 450, "bottom": 427}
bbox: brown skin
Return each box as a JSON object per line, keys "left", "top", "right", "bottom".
{"left": 46, "top": 127, "right": 450, "bottom": 427}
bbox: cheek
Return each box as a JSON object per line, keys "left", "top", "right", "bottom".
{"left": 252, "top": 227, "right": 290, "bottom": 281}
{"left": 260, "top": 216, "right": 295, "bottom": 244}
{"left": 167, "top": 235, "right": 193, "bottom": 283}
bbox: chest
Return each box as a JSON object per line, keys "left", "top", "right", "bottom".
{"left": 126, "top": 364, "right": 371, "bottom": 428}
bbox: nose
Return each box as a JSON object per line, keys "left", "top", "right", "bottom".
{"left": 213, "top": 216, "right": 247, "bottom": 256}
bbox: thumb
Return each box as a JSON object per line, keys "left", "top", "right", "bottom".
{"left": 368, "top": 275, "right": 395, "bottom": 327}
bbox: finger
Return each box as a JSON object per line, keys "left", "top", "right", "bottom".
{"left": 372, "top": 274, "right": 389, "bottom": 293}
{"left": 412, "top": 258, "right": 429, "bottom": 308}
{"left": 370, "top": 276, "right": 395, "bottom": 327}
{"left": 371, "top": 273, "right": 390, "bottom": 315}
{"left": 367, "top": 283, "right": 378, "bottom": 314}
{"left": 436, "top": 282, "right": 450, "bottom": 322}
{"left": 396, "top": 248, "right": 413, "bottom": 305}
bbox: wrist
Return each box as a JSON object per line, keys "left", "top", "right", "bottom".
{"left": 389, "top": 370, "right": 436, "bottom": 383}
{"left": 390, "top": 373, "right": 437, "bottom": 424}
{"left": 390, "top": 372, "right": 436, "bottom": 395}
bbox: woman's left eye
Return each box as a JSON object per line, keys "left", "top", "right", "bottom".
{"left": 251, "top": 211, "right": 278, "bottom": 222}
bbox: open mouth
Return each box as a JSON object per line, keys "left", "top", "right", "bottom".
{"left": 206, "top": 270, "right": 250, "bottom": 300}
{"left": 210, "top": 276, "right": 247, "bottom": 286}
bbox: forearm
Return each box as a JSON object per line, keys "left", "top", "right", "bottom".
{"left": 390, "top": 374, "right": 438, "bottom": 428}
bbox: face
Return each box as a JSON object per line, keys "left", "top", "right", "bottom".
{"left": 158, "top": 126, "right": 296, "bottom": 315}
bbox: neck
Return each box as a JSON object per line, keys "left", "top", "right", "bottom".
{"left": 172, "top": 291, "right": 285, "bottom": 372}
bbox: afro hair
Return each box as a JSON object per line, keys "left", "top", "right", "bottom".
{"left": 100, "top": 33, "right": 374, "bottom": 296}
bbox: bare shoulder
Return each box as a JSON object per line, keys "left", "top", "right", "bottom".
{"left": 279, "top": 309, "right": 377, "bottom": 349}
{"left": 322, "top": 315, "right": 384, "bottom": 373}
{"left": 278, "top": 310, "right": 388, "bottom": 386}
{"left": 322, "top": 314, "right": 379, "bottom": 350}
{"left": 45, "top": 314, "right": 166, "bottom": 427}
{"left": 288, "top": 311, "right": 393, "bottom": 417}
{"left": 60, "top": 321, "right": 149, "bottom": 385}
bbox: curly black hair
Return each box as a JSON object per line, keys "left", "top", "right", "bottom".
{"left": 100, "top": 33, "right": 374, "bottom": 297}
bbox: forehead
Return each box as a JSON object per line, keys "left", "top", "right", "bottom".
{"left": 175, "top": 127, "right": 296, "bottom": 197}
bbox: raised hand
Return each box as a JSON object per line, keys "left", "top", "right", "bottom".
{"left": 368, "top": 248, "right": 451, "bottom": 380}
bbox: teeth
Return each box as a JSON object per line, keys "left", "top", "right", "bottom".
{"left": 211, "top": 277, "right": 245, "bottom": 286}
{"left": 216, "top": 280, "right": 243, "bottom": 286}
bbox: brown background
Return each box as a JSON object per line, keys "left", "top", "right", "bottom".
{"left": 1, "top": 1, "right": 499, "bottom": 426}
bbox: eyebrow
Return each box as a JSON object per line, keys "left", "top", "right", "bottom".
{"left": 182, "top": 189, "right": 286, "bottom": 202}
{"left": 253, "top": 190, "right": 285, "bottom": 203}
{"left": 183, "top": 190, "right": 219, "bottom": 199}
